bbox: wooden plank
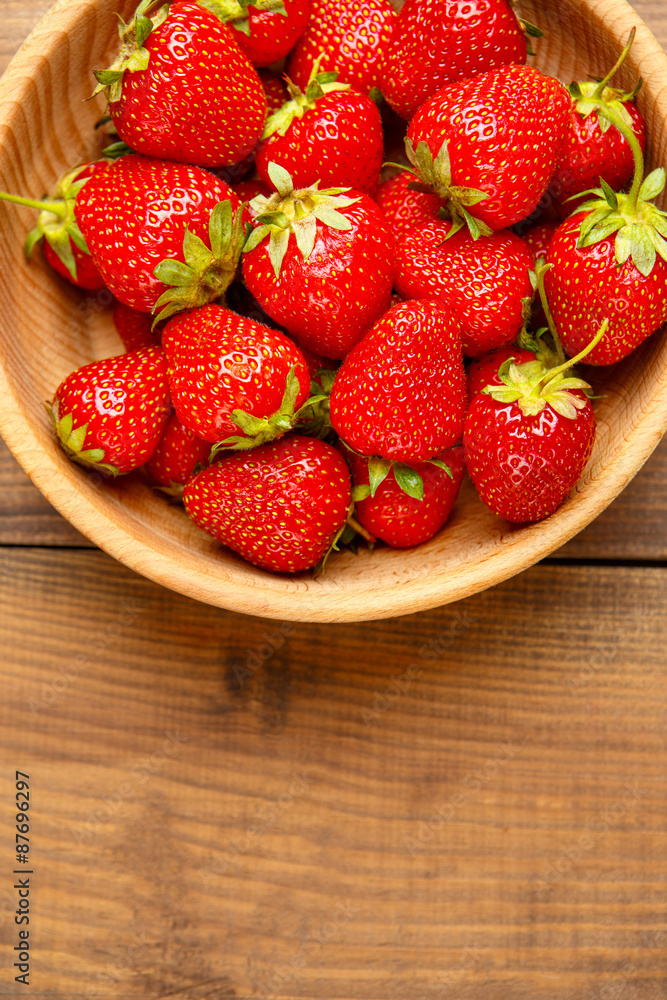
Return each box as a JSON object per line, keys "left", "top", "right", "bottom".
{"left": 0, "top": 551, "right": 665, "bottom": 998}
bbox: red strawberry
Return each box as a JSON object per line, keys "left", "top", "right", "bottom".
{"left": 113, "top": 303, "right": 163, "bottom": 353}
{"left": 232, "top": 177, "right": 273, "bottom": 206}
{"left": 519, "top": 221, "right": 559, "bottom": 263}
{"left": 287, "top": 0, "right": 396, "bottom": 97}
{"left": 466, "top": 346, "right": 539, "bottom": 403}
{"left": 379, "top": 0, "right": 527, "bottom": 121}
{"left": 94, "top": 0, "right": 266, "bottom": 167}
{"left": 395, "top": 220, "right": 534, "bottom": 357}
{"left": 256, "top": 64, "right": 384, "bottom": 195}
{"left": 547, "top": 31, "right": 647, "bottom": 219}
{"left": 0, "top": 162, "right": 108, "bottom": 290}
{"left": 375, "top": 170, "right": 443, "bottom": 241}
{"left": 50, "top": 347, "right": 171, "bottom": 476}
{"left": 258, "top": 68, "right": 290, "bottom": 115}
{"left": 146, "top": 412, "right": 210, "bottom": 487}
{"left": 464, "top": 347, "right": 598, "bottom": 522}
{"left": 348, "top": 446, "right": 465, "bottom": 548}
{"left": 183, "top": 435, "right": 351, "bottom": 572}
{"left": 242, "top": 164, "right": 395, "bottom": 358}
{"left": 74, "top": 154, "right": 244, "bottom": 319}
{"left": 406, "top": 65, "right": 572, "bottom": 234}
{"left": 162, "top": 303, "right": 312, "bottom": 448}
{"left": 329, "top": 299, "right": 466, "bottom": 463}
{"left": 229, "top": 0, "right": 311, "bottom": 67}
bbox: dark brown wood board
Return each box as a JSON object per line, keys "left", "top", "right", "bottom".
{"left": 0, "top": 2, "right": 666, "bottom": 998}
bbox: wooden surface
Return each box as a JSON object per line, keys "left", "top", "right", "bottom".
{"left": 0, "top": 1, "right": 666, "bottom": 997}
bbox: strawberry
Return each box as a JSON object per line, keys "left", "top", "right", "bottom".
{"left": 348, "top": 446, "right": 465, "bottom": 548}
{"left": 232, "top": 177, "right": 273, "bottom": 205}
{"left": 113, "top": 303, "right": 163, "bottom": 353}
{"left": 256, "top": 63, "right": 384, "bottom": 195}
{"left": 547, "top": 31, "right": 647, "bottom": 220}
{"left": 0, "top": 162, "right": 107, "bottom": 290}
{"left": 405, "top": 65, "right": 572, "bottom": 234}
{"left": 258, "top": 68, "right": 290, "bottom": 115}
{"left": 287, "top": 0, "right": 396, "bottom": 97}
{"left": 329, "top": 299, "right": 466, "bottom": 463}
{"left": 395, "top": 219, "right": 534, "bottom": 357}
{"left": 519, "top": 221, "right": 559, "bottom": 263}
{"left": 49, "top": 347, "right": 171, "bottom": 476}
{"left": 162, "top": 303, "right": 313, "bottom": 449}
{"left": 544, "top": 112, "right": 667, "bottom": 366}
{"left": 466, "top": 346, "right": 539, "bottom": 403}
{"left": 379, "top": 0, "right": 527, "bottom": 121}
{"left": 74, "top": 154, "right": 244, "bottom": 320}
{"left": 94, "top": 0, "right": 267, "bottom": 167}
{"left": 146, "top": 412, "right": 210, "bottom": 487}
{"left": 183, "top": 435, "right": 352, "bottom": 572}
{"left": 463, "top": 336, "right": 602, "bottom": 522}
{"left": 242, "top": 164, "right": 395, "bottom": 358}
{"left": 375, "top": 170, "right": 443, "bottom": 241}
{"left": 228, "top": 0, "right": 310, "bottom": 67}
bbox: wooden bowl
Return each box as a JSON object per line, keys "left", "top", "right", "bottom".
{"left": 1, "top": 0, "right": 666, "bottom": 623}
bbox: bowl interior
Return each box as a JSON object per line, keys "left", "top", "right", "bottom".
{"left": 0, "top": 0, "right": 666, "bottom": 622}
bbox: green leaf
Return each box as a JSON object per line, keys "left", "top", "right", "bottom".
{"left": 134, "top": 14, "right": 153, "bottom": 47}
{"left": 599, "top": 178, "right": 618, "bottom": 210}
{"left": 640, "top": 167, "right": 667, "bottom": 202}
{"left": 44, "top": 230, "right": 77, "bottom": 280}
{"left": 293, "top": 216, "right": 317, "bottom": 261}
{"left": 209, "top": 199, "right": 233, "bottom": 258}
{"left": 243, "top": 225, "right": 272, "bottom": 254}
{"left": 428, "top": 458, "right": 453, "bottom": 479}
{"left": 393, "top": 463, "right": 424, "bottom": 501}
{"left": 268, "top": 228, "right": 290, "bottom": 280}
{"left": 24, "top": 225, "right": 43, "bottom": 260}
{"left": 182, "top": 228, "right": 212, "bottom": 269}
{"left": 267, "top": 161, "right": 294, "bottom": 198}
{"left": 368, "top": 456, "right": 391, "bottom": 498}
{"left": 153, "top": 260, "right": 194, "bottom": 286}
{"left": 352, "top": 484, "right": 371, "bottom": 503}
{"left": 231, "top": 410, "right": 269, "bottom": 436}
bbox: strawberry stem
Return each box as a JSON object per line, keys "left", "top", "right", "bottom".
{"left": 539, "top": 319, "right": 610, "bottom": 389}
{"left": 593, "top": 28, "right": 636, "bottom": 99}
{"left": 346, "top": 513, "right": 375, "bottom": 544}
{"left": 603, "top": 104, "right": 645, "bottom": 214}
{"left": 535, "top": 264, "right": 566, "bottom": 365}
{"left": 0, "top": 191, "right": 67, "bottom": 217}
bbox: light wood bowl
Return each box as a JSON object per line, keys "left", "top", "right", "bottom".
{"left": 1, "top": 0, "right": 666, "bottom": 623}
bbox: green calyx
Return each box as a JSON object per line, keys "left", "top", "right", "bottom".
{"left": 0, "top": 164, "right": 92, "bottom": 282}
{"left": 153, "top": 201, "right": 247, "bottom": 324}
{"left": 92, "top": 0, "right": 169, "bottom": 103}
{"left": 404, "top": 137, "right": 492, "bottom": 240}
{"left": 197, "top": 0, "right": 286, "bottom": 36}
{"left": 244, "top": 162, "right": 361, "bottom": 279}
{"left": 48, "top": 404, "right": 119, "bottom": 476}
{"left": 483, "top": 320, "right": 609, "bottom": 419}
{"left": 263, "top": 55, "right": 349, "bottom": 140}
{"left": 350, "top": 454, "right": 453, "bottom": 504}
{"left": 294, "top": 368, "right": 337, "bottom": 441}
{"left": 210, "top": 366, "right": 327, "bottom": 458}
{"left": 569, "top": 29, "right": 642, "bottom": 135}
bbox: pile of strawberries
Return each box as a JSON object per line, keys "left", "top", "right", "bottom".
{"left": 3, "top": 0, "right": 667, "bottom": 574}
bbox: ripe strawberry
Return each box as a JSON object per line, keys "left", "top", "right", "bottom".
{"left": 375, "top": 170, "right": 443, "bottom": 241}
{"left": 379, "top": 0, "right": 527, "bottom": 121}
{"left": 49, "top": 347, "right": 171, "bottom": 476}
{"left": 329, "top": 299, "right": 466, "bottom": 463}
{"left": 146, "top": 412, "right": 210, "bottom": 487}
{"left": 113, "top": 303, "right": 163, "bottom": 353}
{"left": 229, "top": 0, "right": 310, "bottom": 67}
{"left": 464, "top": 344, "right": 599, "bottom": 522}
{"left": 0, "top": 162, "right": 107, "bottom": 290}
{"left": 395, "top": 220, "right": 533, "bottom": 357}
{"left": 183, "top": 435, "right": 351, "bottom": 572}
{"left": 466, "top": 346, "right": 539, "bottom": 403}
{"left": 93, "top": 0, "right": 266, "bottom": 167}
{"left": 242, "top": 164, "right": 395, "bottom": 358}
{"left": 162, "top": 303, "right": 312, "bottom": 448}
{"left": 519, "top": 221, "right": 559, "bottom": 263}
{"left": 74, "top": 154, "right": 244, "bottom": 319}
{"left": 287, "top": 0, "right": 396, "bottom": 97}
{"left": 544, "top": 111, "right": 667, "bottom": 368}
{"left": 406, "top": 65, "right": 572, "bottom": 234}
{"left": 232, "top": 177, "right": 273, "bottom": 206}
{"left": 547, "top": 31, "right": 647, "bottom": 219}
{"left": 258, "top": 68, "right": 290, "bottom": 115}
{"left": 348, "top": 446, "right": 465, "bottom": 548}
{"left": 256, "top": 63, "right": 384, "bottom": 195}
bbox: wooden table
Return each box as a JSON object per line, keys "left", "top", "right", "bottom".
{"left": 1, "top": 3, "right": 666, "bottom": 997}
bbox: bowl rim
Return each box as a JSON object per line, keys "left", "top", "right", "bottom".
{"left": 1, "top": 0, "right": 667, "bottom": 623}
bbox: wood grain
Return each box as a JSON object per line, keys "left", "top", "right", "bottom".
{"left": 0, "top": 550, "right": 665, "bottom": 999}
